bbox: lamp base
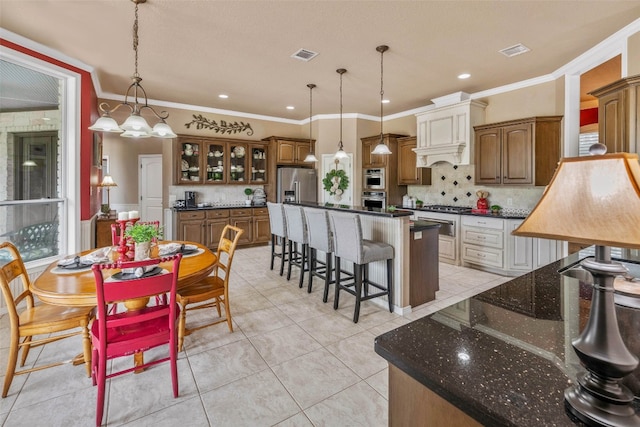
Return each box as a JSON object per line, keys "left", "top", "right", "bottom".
{"left": 565, "top": 381, "right": 640, "bottom": 427}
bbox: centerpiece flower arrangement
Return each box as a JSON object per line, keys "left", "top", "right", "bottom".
{"left": 322, "top": 169, "right": 349, "bottom": 201}
{"left": 124, "top": 223, "right": 163, "bottom": 260}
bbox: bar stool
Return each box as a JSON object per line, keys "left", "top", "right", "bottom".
{"left": 267, "top": 202, "right": 288, "bottom": 276}
{"left": 303, "top": 207, "right": 335, "bottom": 301}
{"left": 329, "top": 212, "right": 394, "bottom": 323}
{"left": 283, "top": 204, "right": 309, "bottom": 289}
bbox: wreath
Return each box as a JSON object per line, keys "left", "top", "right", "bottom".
{"left": 323, "top": 169, "right": 349, "bottom": 197}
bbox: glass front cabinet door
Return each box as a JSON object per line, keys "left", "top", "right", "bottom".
{"left": 178, "top": 139, "right": 203, "bottom": 184}
{"left": 205, "top": 142, "right": 226, "bottom": 183}
{"left": 228, "top": 142, "right": 248, "bottom": 183}
{"left": 250, "top": 145, "right": 267, "bottom": 184}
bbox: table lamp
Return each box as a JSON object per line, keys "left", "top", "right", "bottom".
{"left": 98, "top": 175, "right": 118, "bottom": 214}
{"left": 513, "top": 144, "right": 640, "bottom": 426}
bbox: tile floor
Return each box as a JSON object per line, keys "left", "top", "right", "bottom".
{"left": 0, "top": 246, "right": 511, "bottom": 426}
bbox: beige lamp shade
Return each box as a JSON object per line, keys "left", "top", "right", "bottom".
{"left": 99, "top": 175, "right": 118, "bottom": 187}
{"left": 512, "top": 152, "right": 640, "bottom": 248}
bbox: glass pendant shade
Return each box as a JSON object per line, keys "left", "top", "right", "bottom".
{"left": 152, "top": 121, "right": 178, "bottom": 138}
{"left": 121, "top": 114, "right": 152, "bottom": 133}
{"left": 372, "top": 141, "right": 392, "bottom": 155}
{"left": 334, "top": 148, "right": 349, "bottom": 160}
{"left": 89, "top": 115, "right": 123, "bottom": 133}
{"left": 120, "top": 130, "right": 152, "bottom": 138}
{"left": 304, "top": 153, "right": 319, "bottom": 162}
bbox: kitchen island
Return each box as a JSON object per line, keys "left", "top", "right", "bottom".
{"left": 289, "top": 202, "right": 439, "bottom": 314}
{"left": 375, "top": 250, "right": 640, "bottom": 426}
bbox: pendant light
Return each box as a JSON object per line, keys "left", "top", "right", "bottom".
{"left": 303, "top": 83, "right": 319, "bottom": 163}
{"left": 334, "top": 68, "right": 349, "bottom": 160}
{"left": 89, "top": 0, "right": 176, "bottom": 139}
{"left": 371, "top": 45, "right": 392, "bottom": 155}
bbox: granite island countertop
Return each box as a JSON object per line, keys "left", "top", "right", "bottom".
{"left": 286, "top": 201, "right": 414, "bottom": 218}
{"left": 375, "top": 250, "right": 640, "bottom": 426}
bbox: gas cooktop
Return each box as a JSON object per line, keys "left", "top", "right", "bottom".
{"left": 420, "top": 205, "right": 473, "bottom": 214}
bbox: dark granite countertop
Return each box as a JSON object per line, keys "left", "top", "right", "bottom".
{"left": 407, "top": 207, "right": 528, "bottom": 220}
{"left": 173, "top": 203, "right": 267, "bottom": 211}
{"left": 375, "top": 251, "right": 640, "bottom": 426}
{"left": 287, "top": 202, "right": 413, "bottom": 218}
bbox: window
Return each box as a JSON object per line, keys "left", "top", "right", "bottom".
{"left": 0, "top": 51, "right": 80, "bottom": 266}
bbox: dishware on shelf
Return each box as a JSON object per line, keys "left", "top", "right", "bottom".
{"left": 258, "top": 169, "right": 265, "bottom": 173}
{"left": 181, "top": 160, "right": 189, "bottom": 171}
{"left": 233, "top": 146, "right": 245, "bottom": 158}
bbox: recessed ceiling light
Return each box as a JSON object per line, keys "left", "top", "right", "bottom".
{"left": 218, "top": 94, "right": 228, "bottom": 99}
{"left": 286, "top": 106, "right": 295, "bottom": 110}
{"left": 458, "top": 73, "right": 471, "bottom": 79}
{"left": 42, "top": 117, "right": 51, "bottom": 121}
{"left": 499, "top": 43, "right": 530, "bottom": 57}
{"left": 381, "top": 99, "right": 390, "bottom": 104}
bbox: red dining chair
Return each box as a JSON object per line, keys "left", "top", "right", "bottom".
{"left": 90, "top": 254, "right": 182, "bottom": 427}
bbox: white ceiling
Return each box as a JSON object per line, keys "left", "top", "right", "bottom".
{"left": 1, "top": 1, "right": 640, "bottom": 120}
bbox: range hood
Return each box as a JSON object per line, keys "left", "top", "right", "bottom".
{"left": 414, "top": 93, "right": 487, "bottom": 167}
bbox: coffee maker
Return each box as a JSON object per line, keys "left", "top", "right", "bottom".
{"left": 185, "top": 191, "right": 197, "bottom": 208}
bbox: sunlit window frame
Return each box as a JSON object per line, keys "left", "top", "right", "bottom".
{"left": 0, "top": 44, "right": 81, "bottom": 269}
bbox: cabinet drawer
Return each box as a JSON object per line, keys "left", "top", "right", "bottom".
{"left": 207, "top": 209, "right": 230, "bottom": 219}
{"left": 178, "top": 211, "right": 205, "bottom": 221}
{"left": 252, "top": 207, "right": 268, "bottom": 216}
{"left": 462, "top": 244, "right": 503, "bottom": 268}
{"left": 230, "top": 208, "right": 252, "bottom": 217}
{"left": 462, "top": 228, "right": 504, "bottom": 249}
{"left": 461, "top": 215, "right": 504, "bottom": 230}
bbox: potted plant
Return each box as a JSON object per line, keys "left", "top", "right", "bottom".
{"left": 415, "top": 199, "right": 424, "bottom": 208}
{"left": 124, "top": 223, "right": 162, "bottom": 260}
{"left": 244, "top": 188, "right": 253, "bottom": 206}
{"left": 491, "top": 205, "right": 502, "bottom": 215}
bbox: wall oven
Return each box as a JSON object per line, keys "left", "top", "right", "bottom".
{"left": 363, "top": 168, "right": 385, "bottom": 190}
{"left": 362, "top": 191, "right": 386, "bottom": 210}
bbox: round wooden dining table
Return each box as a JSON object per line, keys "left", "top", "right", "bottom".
{"left": 31, "top": 241, "right": 217, "bottom": 307}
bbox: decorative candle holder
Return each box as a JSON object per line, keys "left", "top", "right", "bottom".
{"left": 116, "top": 217, "right": 139, "bottom": 261}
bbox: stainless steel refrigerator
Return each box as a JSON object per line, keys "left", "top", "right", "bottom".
{"left": 277, "top": 167, "right": 317, "bottom": 203}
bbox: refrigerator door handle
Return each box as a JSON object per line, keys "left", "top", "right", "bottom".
{"left": 294, "top": 181, "right": 300, "bottom": 203}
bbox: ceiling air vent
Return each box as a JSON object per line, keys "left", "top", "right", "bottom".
{"left": 499, "top": 43, "right": 530, "bottom": 58}
{"left": 291, "top": 48, "right": 319, "bottom": 62}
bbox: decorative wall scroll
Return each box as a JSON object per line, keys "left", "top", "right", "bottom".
{"left": 185, "top": 114, "right": 254, "bottom": 136}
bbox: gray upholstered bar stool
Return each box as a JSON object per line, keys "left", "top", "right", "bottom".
{"left": 267, "top": 202, "right": 288, "bottom": 276}
{"left": 303, "top": 207, "right": 335, "bottom": 301}
{"left": 283, "top": 204, "right": 309, "bottom": 289}
{"left": 329, "top": 212, "right": 394, "bottom": 323}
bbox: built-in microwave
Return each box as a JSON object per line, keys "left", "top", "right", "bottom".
{"left": 363, "top": 168, "right": 385, "bottom": 190}
{"left": 361, "top": 191, "right": 386, "bottom": 210}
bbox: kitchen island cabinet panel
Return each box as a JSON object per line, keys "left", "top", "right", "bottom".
{"left": 409, "top": 222, "right": 439, "bottom": 306}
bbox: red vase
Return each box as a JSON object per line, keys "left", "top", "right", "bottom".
{"left": 477, "top": 198, "right": 488, "bottom": 210}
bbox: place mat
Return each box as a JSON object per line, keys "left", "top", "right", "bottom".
{"left": 158, "top": 243, "right": 202, "bottom": 257}
{"left": 109, "top": 266, "right": 164, "bottom": 281}
{"left": 51, "top": 265, "right": 93, "bottom": 275}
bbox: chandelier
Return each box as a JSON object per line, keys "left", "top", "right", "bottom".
{"left": 334, "top": 68, "right": 349, "bottom": 160}
{"left": 303, "top": 83, "right": 318, "bottom": 162}
{"left": 89, "top": 0, "right": 176, "bottom": 138}
{"left": 371, "top": 45, "right": 392, "bottom": 155}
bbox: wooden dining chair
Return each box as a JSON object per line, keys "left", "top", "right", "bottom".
{"left": 0, "top": 242, "right": 95, "bottom": 398}
{"left": 176, "top": 224, "right": 243, "bottom": 352}
{"left": 90, "top": 254, "right": 182, "bottom": 427}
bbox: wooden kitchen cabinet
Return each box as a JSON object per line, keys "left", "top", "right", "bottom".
{"left": 590, "top": 74, "right": 640, "bottom": 154}
{"left": 177, "top": 210, "right": 206, "bottom": 244}
{"left": 397, "top": 136, "right": 431, "bottom": 185}
{"left": 361, "top": 137, "right": 388, "bottom": 168}
{"left": 175, "top": 135, "right": 268, "bottom": 185}
{"left": 229, "top": 208, "right": 253, "bottom": 245}
{"left": 252, "top": 207, "right": 271, "bottom": 244}
{"left": 262, "top": 136, "right": 315, "bottom": 166}
{"left": 95, "top": 215, "right": 117, "bottom": 248}
{"left": 205, "top": 209, "right": 230, "bottom": 250}
{"left": 474, "top": 116, "right": 562, "bottom": 186}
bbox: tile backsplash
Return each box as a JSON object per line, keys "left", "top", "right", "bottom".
{"left": 407, "top": 163, "right": 544, "bottom": 211}
{"left": 169, "top": 185, "right": 265, "bottom": 206}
